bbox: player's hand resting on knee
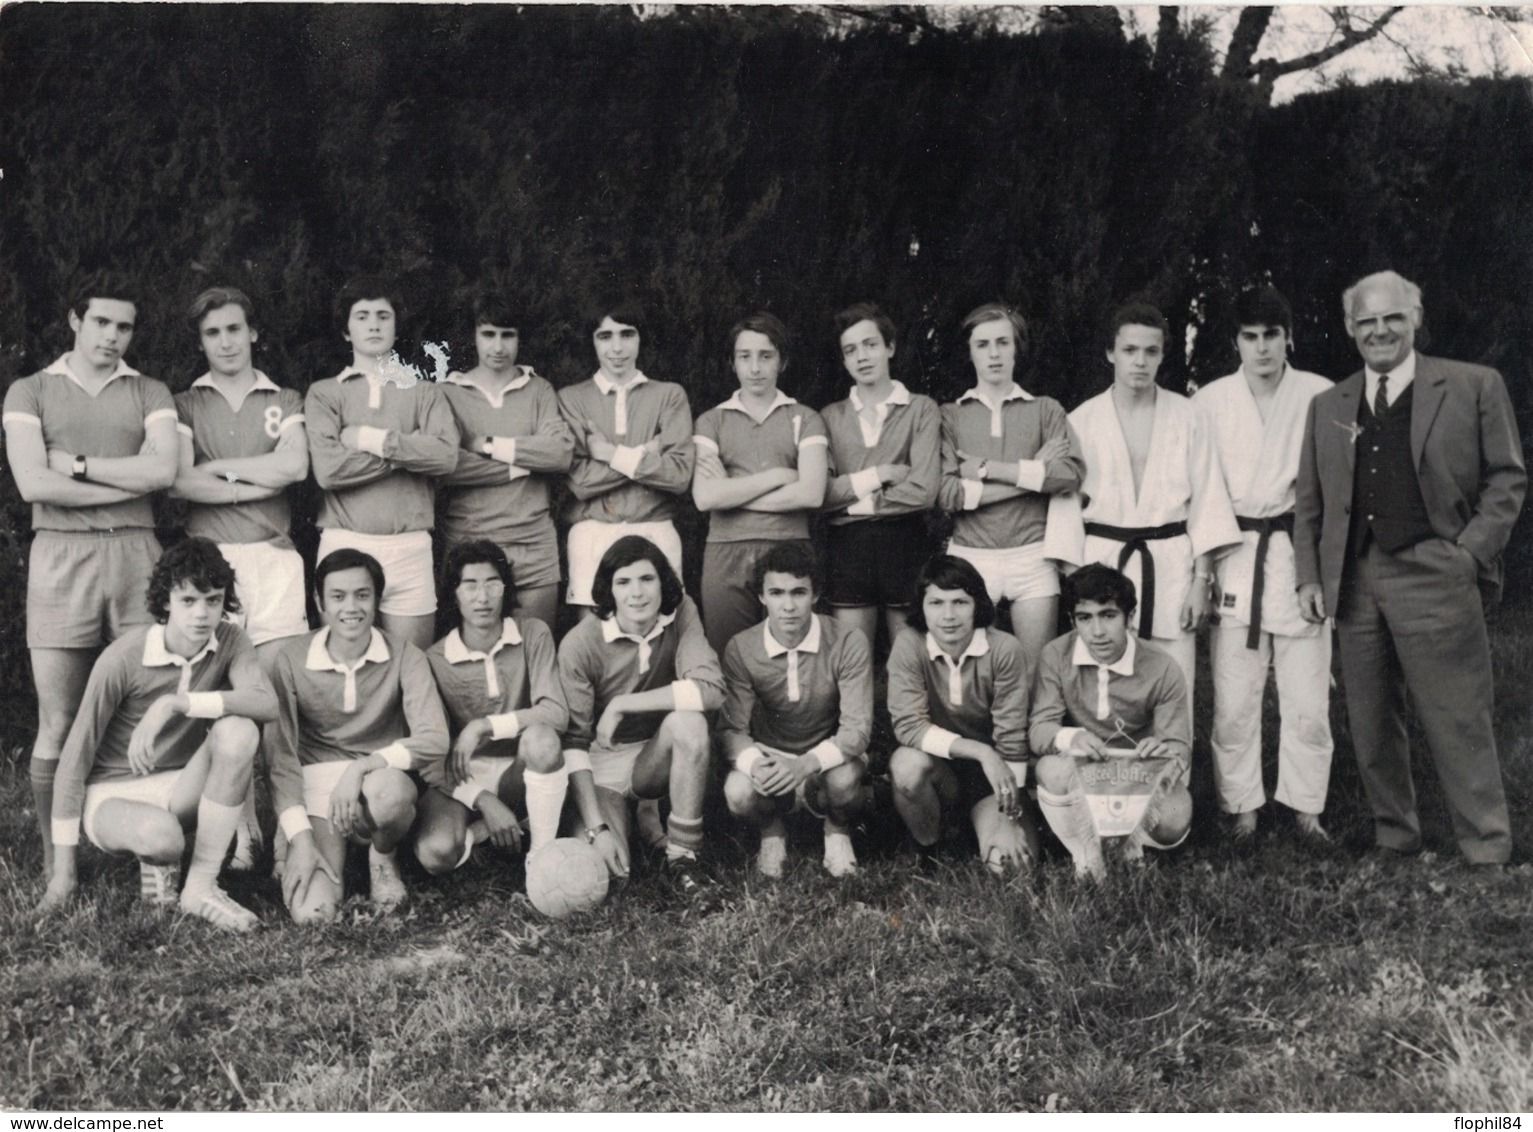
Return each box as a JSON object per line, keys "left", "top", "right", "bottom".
{"left": 478, "top": 795, "right": 523, "bottom": 853}
{"left": 451, "top": 719, "right": 491, "bottom": 784}
{"left": 329, "top": 762, "right": 367, "bottom": 839}
{"left": 282, "top": 830, "right": 340, "bottom": 908}
{"left": 127, "top": 695, "right": 177, "bottom": 775}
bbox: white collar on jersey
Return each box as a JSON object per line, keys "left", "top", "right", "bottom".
{"left": 849, "top": 380, "right": 911, "bottom": 413}
{"left": 764, "top": 614, "right": 822, "bottom": 657}
{"left": 1071, "top": 632, "right": 1137, "bottom": 676}
{"left": 445, "top": 367, "right": 534, "bottom": 409}
{"left": 43, "top": 353, "right": 141, "bottom": 391}
{"left": 957, "top": 383, "right": 1033, "bottom": 406}
{"left": 141, "top": 623, "right": 219, "bottom": 668}
{"left": 925, "top": 628, "right": 990, "bottom": 664}
{"left": 442, "top": 618, "right": 523, "bottom": 664}
{"left": 720, "top": 389, "right": 797, "bottom": 418}
{"left": 592, "top": 370, "right": 649, "bottom": 396}
{"left": 306, "top": 626, "right": 390, "bottom": 671}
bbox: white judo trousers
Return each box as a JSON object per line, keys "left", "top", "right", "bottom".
{"left": 1195, "top": 367, "right": 1335, "bottom": 817}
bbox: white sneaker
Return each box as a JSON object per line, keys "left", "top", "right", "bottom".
{"left": 756, "top": 834, "right": 787, "bottom": 879}
{"left": 139, "top": 862, "right": 181, "bottom": 908}
{"left": 822, "top": 832, "right": 858, "bottom": 878}
{"left": 180, "top": 885, "right": 259, "bottom": 933}
{"left": 369, "top": 850, "right": 408, "bottom": 907}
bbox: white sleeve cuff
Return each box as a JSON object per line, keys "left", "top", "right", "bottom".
{"left": 176, "top": 422, "right": 194, "bottom": 438}
{"left": 279, "top": 805, "right": 313, "bottom": 840}
{"left": 1004, "top": 759, "right": 1028, "bottom": 789}
{"left": 144, "top": 408, "right": 178, "bottom": 427}
{"left": 1053, "top": 727, "right": 1083, "bottom": 754}
{"left": 961, "top": 478, "right": 984, "bottom": 511}
{"left": 610, "top": 444, "right": 645, "bottom": 478}
{"left": 2, "top": 411, "right": 41, "bottom": 428}
{"left": 376, "top": 743, "right": 413, "bottom": 771}
{"left": 184, "top": 692, "right": 226, "bottom": 719}
{"left": 51, "top": 819, "right": 80, "bottom": 848}
{"left": 672, "top": 680, "right": 704, "bottom": 714}
{"left": 810, "top": 740, "right": 846, "bottom": 773}
{"left": 849, "top": 467, "right": 882, "bottom": 499}
{"left": 562, "top": 748, "right": 593, "bottom": 775}
{"left": 798, "top": 434, "right": 829, "bottom": 449}
{"left": 279, "top": 413, "right": 305, "bottom": 433}
{"left": 451, "top": 781, "right": 490, "bottom": 809}
{"left": 846, "top": 496, "right": 877, "bottom": 516}
{"left": 1016, "top": 459, "right": 1046, "bottom": 492}
{"left": 357, "top": 426, "right": 390, "bottom": 457}
{"left": 734, "top": 746, "right": 765, "bottom": 775}
{"left": 487, "top": 436, "right": 518, "bottom": 465}
{"left": 488, "top": 713, "right": 521, "bottom": 740}
{"left": 693, "top": 434, "right": 718, "bottom": 452}
{"left": 920, "top": 727, "right": 959, "bottom": 759}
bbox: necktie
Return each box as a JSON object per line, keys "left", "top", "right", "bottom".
{"left": 1374, "top": 372, "right": 1389, "bottom": 418}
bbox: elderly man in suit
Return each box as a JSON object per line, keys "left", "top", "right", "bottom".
{"left": 1295, "top": 270, "right": 1525, "bottom": 868}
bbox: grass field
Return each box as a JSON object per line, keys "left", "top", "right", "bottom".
{"left": 2, "top": 604, "right": 1532, "bottom": 1113}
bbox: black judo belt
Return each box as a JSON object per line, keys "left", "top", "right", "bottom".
{"left": 1236, "top": 511, "right": 1295, "bottom": 650}
{"left": 1084, "top": 520, "right": 1188, "bottom": 640}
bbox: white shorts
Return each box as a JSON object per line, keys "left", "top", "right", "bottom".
{"left": 578, "top": 741, "right": 646, "bottom": 799}
{"left": 82, "top": 769, "right": 185, "bottom": 850}
{"left": 302, "top": 759, "right": 357, "bottom": 821}
{"left": 317, "top": 528, "right": 435, "bottom": 617}
{"left": 948, "top": 541, "right": 1060, "bottom": 603}
{"left": 219, "top": 540, "right": 310, "bottom": 646}
{"left": 450, "top": 754, "right": 517, "bottom": 809}
{"left": 565, "top": 519, "right": 684, "bottom": 607}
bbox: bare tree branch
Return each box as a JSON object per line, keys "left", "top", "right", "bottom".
{"left": 1223, "top": 6, "right": 1275, "bottom": 80}
{"left": 1250, "top": 7, "right": 1407, "bottom": 87}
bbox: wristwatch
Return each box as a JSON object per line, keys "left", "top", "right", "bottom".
{"left": 584, "top": 823, "right": 610, "bottom": 844}
{"left": 975, "top": 459, "right": 989, "bottom": 482}
{"left": 71, "top": 455, "right": 88, "bottom": 481}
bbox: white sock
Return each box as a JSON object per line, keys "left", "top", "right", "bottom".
{"left": 522, "top": 767, "right": 569, "bottom": 853}
{"left": 370, "top": 845, "right": 397, "bottom": 866}
{"left": 184, "top": 797, "right": 241, "bottom": 897}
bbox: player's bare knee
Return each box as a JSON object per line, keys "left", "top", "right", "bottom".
{"left": 415, "top": 827, "right": 462, "bottom": 876}
{"left": 723, "top": 769, "right": 764, "bottom": 818}
{"left": 1034, "top": 754, "right": 1078, "bottom": 794}
{"left": 520, "top": 725, "right": 564, "bottom": 774}
{"left": 208, "top": 716, "right": 260, "bottom": 763}
{"left": 363, "top": 769, "right": 417, "bottom": 827}
{"left": 823, "top": 760, "right": 865, "bottom": 810}
{"left": 663, "top": 711, "right": 710, "bottom": 758}
{"left": 1152, "top": 786, "right": 1193, "bottom": 845}
{"left": 889, "top": 747, "right": 932, "bottom": 794}
{"left": 138, "top": 817, "right": 186, "bottom": 864}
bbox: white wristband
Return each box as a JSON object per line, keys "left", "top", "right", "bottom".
{"left": 610, "top": 444, "right": 645, "bottom": 479}
{"left": 184, "top": 692, "right": 226, "bottom": 719}
{"left": 278, "top": 805, "right": 313, "bottom": 840}
{"left": 810, "top": 740, "right": 846, "bottom": 773}
{"left": 376, "top": 744, "right": 413, "bottom": 771}
{"left": 849, "top": 467, "right": 882, "bottom": 499}
{"left": 356, "top": 425, "right": 389, "bottom": 457}
{"left": 734, "top": 746, "right": 765, "bottom": 775}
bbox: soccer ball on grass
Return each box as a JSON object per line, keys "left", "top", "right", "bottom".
{"left": 525, "top": 837, "right": 610, "bottom": 919}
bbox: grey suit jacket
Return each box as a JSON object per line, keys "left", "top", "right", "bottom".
{"left": 1294, "top": 353, "right": 1526, "bottom": 613}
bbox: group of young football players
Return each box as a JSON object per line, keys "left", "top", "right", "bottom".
{"left": 8, "top": 266, "right": 1517, "bottom": 930}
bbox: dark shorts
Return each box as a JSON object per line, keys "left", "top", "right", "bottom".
{"left": 28, "top": 529, "right": 161, "bottom": 649}
{"left": 825, "top": 515, "right": 927, "bottom": 609}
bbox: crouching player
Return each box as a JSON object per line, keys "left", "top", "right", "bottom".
{"left": 416, "top": 541, "right": 570, "bottom": 874}
{"left": 720, "top": 544, "right": 872, "bottom": 879}
{"left": 888, "top": 555, "right": 1038, "bottom": 874}
{"left": 1029, "top": 564, "right": 1191, "bottom": 878}
{"left": 266, "top": 549, "right": 449, "bottom": 922}
{"left": 39, "top": 539, "right": 277, "bottom": 931}
{"left": 557, "top": 536, "right": 723, "bottom": 896}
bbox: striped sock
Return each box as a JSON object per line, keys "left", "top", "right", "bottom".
{"left": 665, "top": 813, "right": 704, "bottom": 861}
